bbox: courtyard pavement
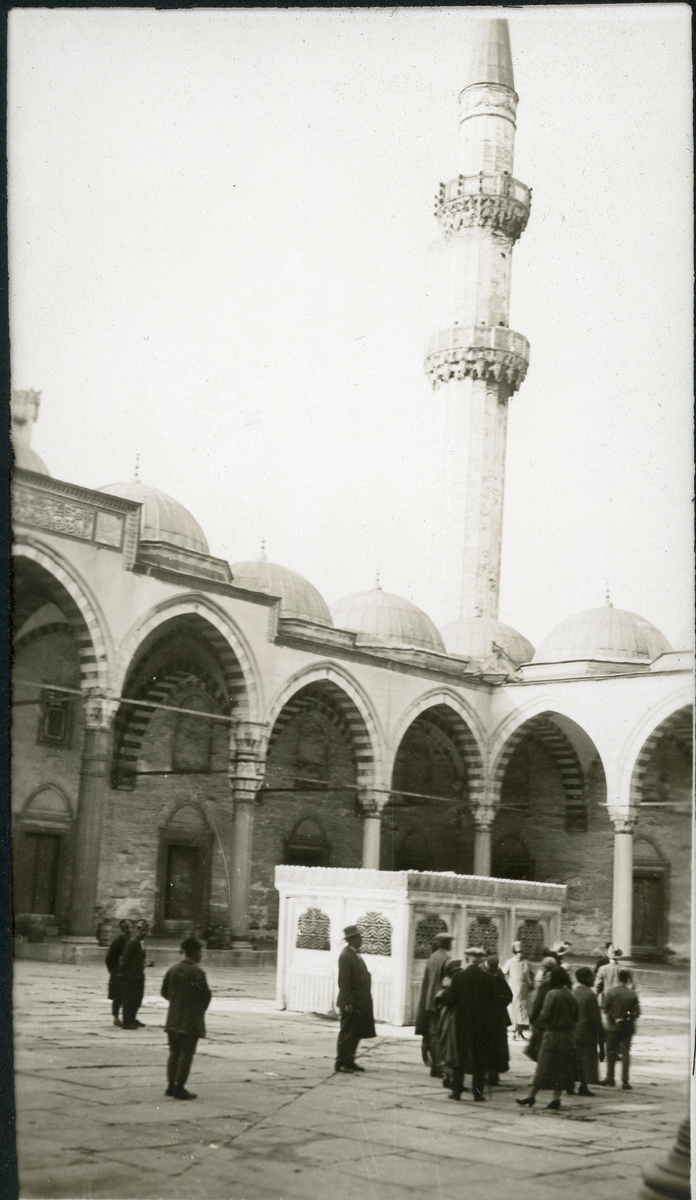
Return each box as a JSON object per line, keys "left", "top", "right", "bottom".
{"left": 12, "top": 960, "right": 691, "bottom": 1200}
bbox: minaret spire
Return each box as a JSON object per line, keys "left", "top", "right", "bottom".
{"left": 427, "top": 17, "right": 530, "bottom": 623}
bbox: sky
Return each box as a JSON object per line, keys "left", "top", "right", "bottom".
{"left": 8, "top": 5, "right": 694, "bottom": 650}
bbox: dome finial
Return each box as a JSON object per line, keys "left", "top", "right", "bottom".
{"left": 134, "top": 453, "right": 140, "bottom": 482}
{"left": 375, "top": 567, "right": 382, "bottom": 591}
{"left": 259, "top": 538, "right": 267, "bottom": 562}
{"left": 605, "top": 583, "right": 613, "bottom": 608}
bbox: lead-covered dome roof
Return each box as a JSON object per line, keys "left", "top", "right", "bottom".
{"left": 331, "top": 587, "right": 445, "bottom": 653}
{"left": 533, "top": 605, "right": 672, "bottom": 665}
{"left": 14, "top": 444, "right": 50, "bottom": 475}
{"left": 441, "top": 616, "right": 534, "bottom": 667}
{"left": 232, "top": 558, "right": 333, "bottom": 627}
{"left": 98, "top": 481, "right": 209, "bottom": 554}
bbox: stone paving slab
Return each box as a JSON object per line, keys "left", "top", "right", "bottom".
{"left": 13, "top": 959, "right": 690, "bottom": 1200}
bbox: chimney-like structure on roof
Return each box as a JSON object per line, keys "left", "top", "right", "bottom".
{"left": 427, "top": 18, "right": 530, "bottom": 623}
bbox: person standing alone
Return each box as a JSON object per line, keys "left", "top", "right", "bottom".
{"left": 335, "top": 925, "right": 376, "bottom": 1073}
{"left": 120, "top": 919, "right": 150, "bottom": 1029}
{"left": 161, "top": 936, "right": 211, "bottom": 1100}
{"left": 105, "top": 919, "right": 131, "bottom": 1027}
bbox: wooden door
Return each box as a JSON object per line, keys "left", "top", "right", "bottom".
{"left": 632, "top": 871, "right": 665, "bottom": 956}
{"left": 164, "top": 844, "right": 201, "bottom": 921}
{"left": 28, "top": 833, "right": 60, "bottom": 914}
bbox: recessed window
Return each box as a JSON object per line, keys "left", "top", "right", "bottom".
{"left": 38, "top": 691, "right": 72, "bottom": 748}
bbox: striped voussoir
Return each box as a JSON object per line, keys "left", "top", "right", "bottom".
{"left": 629, "top": 704, "right": 693, "bottom": 808}
{"left": 492, "top": 714, "right": 586, "bottom": 831}
{"left": 13, "top": 545, "right": 109, "bottom": 693}
{"left": 267, "top": 680, "right": 373, "bottom": 790}
{"left": 395, "top": 702, "right": 484, "bottom": 812}
{"left": 112, "top": 618, "right": 248, "bottom": 789}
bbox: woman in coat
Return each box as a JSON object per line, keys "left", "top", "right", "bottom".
{"left": 484, "top": 956, "right": 513, "bottom": 1084}
{"left": 517, "top": 965, "right": 579, "bottom": 1110}
{"left": 572, "top": 966, "right": 604, "bottom": 1095}
{"left": 502, "top": 942, "right": 534, "bottom": 1039}
{"left": 524, "top": 956, "right": 557, "bottom": 1063}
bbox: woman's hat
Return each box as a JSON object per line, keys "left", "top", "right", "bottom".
{"left": 443, "top": 959, "right": 462, "bottom": 975}
{"left": 343, "top": 925, "right": 360, "bottom": 940}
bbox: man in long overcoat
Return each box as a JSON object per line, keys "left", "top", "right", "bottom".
{"left": 448, "top": 946, "right": 496, "bottom": 1102}
{"left": 105, "top": 919, "right": 131, "bottom": 1026}
{"left": 415, "top": 932, "right": 453, "bottom": 1077}
{"left": 335, "top": 925, "right": 376, "bottom": 1073}
{"left": 120, "top": 919, "right": 150, "bottom": 1029}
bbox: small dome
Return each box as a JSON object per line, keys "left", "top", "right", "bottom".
{"left": 331, "top": 588, "right": 445, "bottom": 653}
{"left": 441, "top": 616, "right": 534, "bottom": 667}
{"left": 232, "top": 558, "right": 333, "bottom": 627}
{"left": 14, "top": 443, "right": 50, "bottom": 475}
{"left": 98, "top": 481, "right": 209, "bottom": 554}
{"left": 534, "top": 606, "right": 672, "bottom": 665}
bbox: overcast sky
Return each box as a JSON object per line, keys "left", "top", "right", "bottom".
{"left": 8, "top": 5, "right": 693, "bottom": 649}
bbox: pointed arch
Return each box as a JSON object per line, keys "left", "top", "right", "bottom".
{"left": 389, "top": 690, "right": 485, "bottom": 806}
{"left": 13, "top": 540, "right": 111, "bottom": 692}
{"left": 266, "top": 663, "right": 384, "bottom": 792}
{"left": 491, "top": 712, "right": 587, "bottom": 828}
{"left": 628, "top": 702, "right": 693, "bottom": 809}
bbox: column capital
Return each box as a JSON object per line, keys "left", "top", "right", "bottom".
{"left": 610, "top": 810, "right": 638, "bottom": 835}
{"left": 230, "top": 721, "right": 267, "bottom": 804}
{"left": 357, "top": 789, "right": 388, "bottom": 818}
{"left": 83, "top": 693, "right": 119, "bottom": 731}
{"left": 230, "top": 720, "right": 267, "bottom": 761}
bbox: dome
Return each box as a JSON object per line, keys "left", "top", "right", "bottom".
{"left": 440, "top": 616, "right": 534, "bottom": 667}
{"left": 232, "top": 558, "right": 333, "bottom": 627}
{"left": 98, "top": 481, "right": 209, "bottom": 554}
{"left": 14, "top": 443, "right": 50, "bottom": 475}
{"left": 331, "top": 587, "right": 445, "bottom": 653}
{"left": 533, "top": 605, "right": 672, "bottom": 665}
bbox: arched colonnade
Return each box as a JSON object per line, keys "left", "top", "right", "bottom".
{"left": 12, "top": 543, "right": 692, "bottom": 953}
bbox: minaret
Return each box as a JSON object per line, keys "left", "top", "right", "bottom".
{"left": 427, "top": 19, "right": 530, "bottom": 623}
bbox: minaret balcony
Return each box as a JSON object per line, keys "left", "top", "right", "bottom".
{"left": 424, "top": 325, "right": 530, "bottom": 392}
{"left": 435, "top": 173, "right": 531, "bottom": 242}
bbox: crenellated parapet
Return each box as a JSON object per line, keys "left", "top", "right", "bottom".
{"left": 435, "top": 173, "right": 531, "bottom": 242}
{"left": 424, "top": 324, "right": 529, "bottom": 392}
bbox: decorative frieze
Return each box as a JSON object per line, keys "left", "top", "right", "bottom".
{"left": 14, "top": 486, "right": 96, "bottom": 540}
{"left": 425, "top": 324, "right": 529, "bottom": 392}
{"left": 13, "top": 476, "right": 139, "bottom": 564}
{"left": 459, "top": 82, "right": 519, "bottom": 125}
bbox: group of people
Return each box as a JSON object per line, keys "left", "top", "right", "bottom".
{"left": 415, "top": 934, "right": 641, "bottom": 1109}
{"left": 106, "top": 919, "right": 641, "bottom": 1108}
{"left": 106, "top": 921, "right": 211, "bottom": 1101}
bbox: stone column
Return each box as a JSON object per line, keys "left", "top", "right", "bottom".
{"left": 228, "top": 721, "right": 267, "bottom": 943}
{"left": 68, "top": 695, "right": 118, "bottom": 937}
{"left": 611, "top": 812, "right": 636, "bottom": 955}
{"left": 473, "top": 809, "right": 494, "bottom": 877}
{"left": 359, "top": 791, "right": 383, "bottom": 870}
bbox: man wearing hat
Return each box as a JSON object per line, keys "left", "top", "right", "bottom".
{"left": 594, "top": 946, "right": 633, "bottom": 1012}
{"left": 335, "top": 925, "right": 376, "bottom": 1073}
{"left": 415, "top": 931, "right": 454, "bottom": 1077}
{"left": 448, "top": 946, "right": 496, "bottom": 1102}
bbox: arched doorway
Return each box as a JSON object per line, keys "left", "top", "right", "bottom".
{"left": 630, "top": 705, "right": 692, "bottom": 960}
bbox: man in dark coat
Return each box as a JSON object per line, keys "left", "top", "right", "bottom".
{"left": 573, "top": 966, "right": 604, "bottom": 1094}
{"left": 484, "top": 955, "right": 513, "bottom": 1084}
{"left": 120, "top": 919, "right": 150, "bottom": 1029}
{"left": 105, "top": 919, "right": 131, "bottom": 1027}
{"left": 448, "top": 946, "right": 496, "bottom": 1102}
{"left": 161, "top": 936, "right": 211, "bottom": 1100}
{"left": 335, "top": 924, "right": 376, "bottom": 1073}
{"left": 415, "top": 932, "right": 453, "bottom": 1077}
{"left": 601, "top": 969, "right": 641, "bottom": 1089}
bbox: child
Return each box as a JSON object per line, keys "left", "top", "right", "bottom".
{"left": 161, "top": 936, "right": 211, "bottom": 1100}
